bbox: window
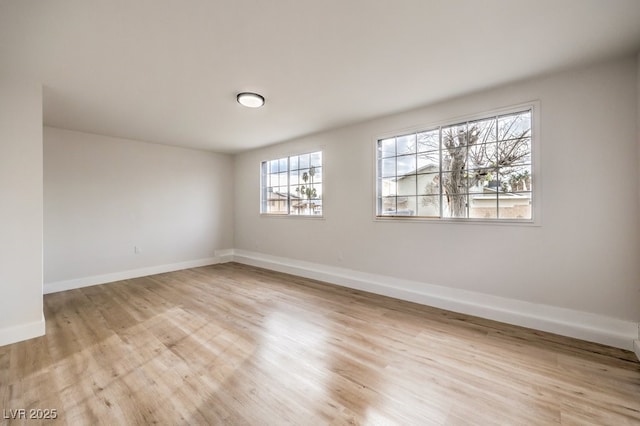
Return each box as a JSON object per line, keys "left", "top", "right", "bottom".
{"left": 261, "top": 151, "right": 323, "bottom": 216}
{"left": 376, "top": 107, "right": 534, "bottom": 221}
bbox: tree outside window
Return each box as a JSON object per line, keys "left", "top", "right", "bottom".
{"left": 377, "top": 108, "right": 533, "bottom": 221}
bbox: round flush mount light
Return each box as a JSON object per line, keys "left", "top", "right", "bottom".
{"left": 237, "top": 92, "right": 265, "bottom": 108}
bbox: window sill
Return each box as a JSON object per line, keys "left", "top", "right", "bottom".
{"left": 260, "top": 214, "right": 325, "bottom": 220}
{"left": 374, "top": 215, "right": 539, "bottom": 226}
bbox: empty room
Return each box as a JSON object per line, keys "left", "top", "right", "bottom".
{"left": 1, "top": 0, "right": 640, "bottom": 424}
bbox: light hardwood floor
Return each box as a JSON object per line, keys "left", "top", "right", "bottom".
{"left": 1, "top": 262, "right": 639, "bottom": 425}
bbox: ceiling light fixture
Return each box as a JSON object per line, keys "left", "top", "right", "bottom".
{"left": 237, "top": 92, "right": 265, "bottom": 108}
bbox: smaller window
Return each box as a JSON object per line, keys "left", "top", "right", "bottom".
{"left": 261, "top": 151, "right": 323, "bottom": 216}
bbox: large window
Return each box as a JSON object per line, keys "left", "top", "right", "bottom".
{"left": 377, "top": 107, "right": 534, "bottom": 221}
{"left": 261, "top": 151, "right": 323, "bottom": 216}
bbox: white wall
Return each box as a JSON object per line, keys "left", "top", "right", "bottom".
{"left": 234, "top": 55, "right": 640, "bottom": 346}
{"left": 0, "top": 75, "right": 44, "bottom": 345}
{"left": 44, "top": 127, "right": 234, "bottom": 291}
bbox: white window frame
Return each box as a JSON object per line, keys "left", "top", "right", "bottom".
{"left": 374, "top": 102, "right": 541, "bottom": 225}
{"left": 260, "top": 150, "right": 323, "bottom": 217}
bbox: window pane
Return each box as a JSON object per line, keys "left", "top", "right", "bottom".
{"left": 497, "top": 138, "right": 531, "bottom": 167}
{"left": 396, "top": 154, "right": 416, "bottom": 176}
{"left": 269, "top": 159, "right": 279, "bottom": 173}
{"left": 297, "top": 166, "right": 318, "bottom": 187}
{"left": 498, "top": 192, "right": 532, "bottom": 219}
{"left": 294, "top": 183, "right": 320, "bottom": 201}
{"left": 397, "top": 175, "right": 416, "bottom": 196}
{"left": 397, "top": 134, "right": 417, "bottom": 155}
{"left": 309, "top": 165, "right": 320, "bottom": 182}
{"left": 290, "top": 204, "right": 301, "bottom": 215}
{"left": 266, "top": 187, "right": 278, "bottom": 200}
{"left": 467, "top": 167, "right": 496, "bottom": 194}
{"left": 278, "top": 172, "right": 288, "bottom": 187}
{"left": 417, "top": 173, "right": 440, "bottom": 195}
{"left": 270, "top": 200, "right": 286, "bottom": 214}
{"left": 498, "top": 110, "right": 531, "bottom": 141}
{"left": 442, "top": 123, "right": 468, "bottom": 149}
{"left": 311, "top": 183, "right": 322, "bottom": 199}
{"left": 381, "top": 196, "right": 396, "bottom": 214}
{"left": 379, "top": 138, "right": 396, "bottom": 158}
{"left": 300, "top": 166, "right": 322, "bottom": 185}
{"left": 313, "top": 200, "right": 323, "bottom": 215}
{"left": 299, "top": 153, "right": 310, "bottom": 169}
{"left": 440, "top": 172, "right": 469, "bottom": 195}
{"left": 498, "top": 165, "right": 532, "bottom": 192}
{"left": 417, "top": 129, "right": 439, "bottom": 153}
{"left": 388, "top": 196, "right": 415, "bottom": 216}
{"left": 470, "top": 117, "right": 497, "bottom": 143}
{"left": 291, "top": 190, "right": 301, "bottom": 205}
{"left": 290, "top": 155, "right": 299, "bottom": 170}
{"left": 293, "top": 198, "right": 320, "bottom": 215}
{"left": 315, "top": 167, "right": 323, "bottom": 183}
{"left": 443, "top": 195, "right": 468, "bottom": 218}
{"left": 468, "top": 143, "right": 497, "bottom": 169}
{"left": 418, "top": 195, "right": 440, "bottom": 217}
{"left": 469, "top": 191, "right": 497, "bottom": 219}
{"left": 310, "top": 151, "right": 322, "bottom": 167}
{"left": 289, "top": 169, "right": 299, "bottom": 186}
{"left": 379, "top": 158, "right": 396, "bottom": 178}
{"left": 292, "top": 200, "right": 305, "bottom": 215}
{"left": 442, "top": 147, "right": 467, "bottom": 172}
{"left": 379, "top": 178, "right": 396, "bottom": 197}
{"left": 417, "top": 151, "right": 439, "bottom": 172}
{"left": 267, "top": 187, "right": 288, "bottom": 213}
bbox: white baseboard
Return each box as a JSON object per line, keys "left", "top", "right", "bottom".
{"left": 44, "top": 256, "right": 224, "bottom": 294}
{"left": 231, "top": 249, "right": 638, "bottom": 352}
{"left": 0, "top": 313, "right": 45, "bottom": 346}
{"left": 213, "top": 249, "right": 235, "bottom": 263}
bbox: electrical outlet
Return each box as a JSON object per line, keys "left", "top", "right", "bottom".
{"left": 134, "top": 246, "right": 141, "bottom": 254}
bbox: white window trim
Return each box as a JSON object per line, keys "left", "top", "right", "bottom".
{"left": 373, "top": 101, "right": 541, "bottom": 226}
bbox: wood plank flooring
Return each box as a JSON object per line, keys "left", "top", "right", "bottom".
{"left": 1, "top": 262, "right": 639, "bottom": 425}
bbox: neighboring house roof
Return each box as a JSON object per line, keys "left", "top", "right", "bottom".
{"left": 394, "top": 164, "right": 439, "bottom": 181}
{"left": 269, "top": 192, "right": 301, "bottom": 200}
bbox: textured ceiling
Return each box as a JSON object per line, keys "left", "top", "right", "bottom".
{"left": 2, "top": 0, "right": 640, "bottom": 153}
